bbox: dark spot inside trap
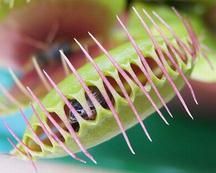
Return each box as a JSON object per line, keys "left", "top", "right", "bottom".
{"left": 64, "top": 86, "right": 113, "bottom": 132}
{"left": 161, "top": 51, "right": 176, "bottom": 71}
{"left": 141, "top": 57, "right": 163, "bottom": 79}
{"left": 130, "top": 63, "right": 148, "bottom": 85}
{"left": 106, "top": 76, "right": 124, "bottom": 98}
{"left": 119, "top": 72, "right": 132, "bottom": 96}
{"left": 105, "top": 75, "right": 132, "bottom": 98}
{"left": 87, "top": 86, "right": 110, "bottom": 109}
{"left": 64, "top": 100, "right": 84, "bottom": 132}
{"left": 36, "top": 42, "right": 73, "bottom": 67}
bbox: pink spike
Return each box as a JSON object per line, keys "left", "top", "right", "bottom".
{"left": 130, "top": 67, "right": 170, "bottom": 124}
{"left": 88, "top": 33, "right": 152, "bottom": 141}
{"left": 28, "top": 90, "right": 87, "bottom": 164}
{"left": 32, "top": 57, "right": 52, "bottom": 91}
{"left": 31, "top": 102, "right": 83, "bottom": 163}
{"left": 30, "top": 103, "right": 86, "bottom": 163}
{"left": 3, "top": 120, "right": 33, "bottom": 155}
{"left": 42, "top": 71, "right": 82, "bottom": 122}
{"left": 44, "top": 58, "right": 92, "bottom": 119}
{"left": 116, "top": 16, "right": 171, "bottom": 123}
{"left": 19, "top": 108, "right": 45, "bottom": 149}
{"left": 28, "top": 78, "right": 96, "bottom": 164}
{"left": 115, "top": 76, "right": 153, "bottom": 141}
{"left": 120, "top": 18, "right": 175, "bottom": 120}
{"left": 152, "top": 11, "right": 193, "bottom": 59}
{"left": 7, "top": 137, "right": 28, "bottom": 158}
{"left": 61, "top": 51, "right": 119, "bottom": 159}
{"left": 9, "top": 67, "right": 32, "bottom": 100}
{"left": 60, "top": 51, "right": 101, "bottom": 111}
{"left": 131, "top": 7, "right": 194, "bottom": 119}
{"left": 42, "top": 71, "right": 97, "bottom": 164}
{"left": 172, "top": 7, "right": 199, "bottom": 54}
{"left": 137, "top": 62, "right": 174, "bottom": 118}
{"left": 30, "top": 104, "right": 55, "bottom": 144}
{"left": 74, "top": 38, "right": 135, "bottom": 155}
{"left": 7, "top": 137, "right": 38, "bottom": 173}
{"left": 172, "top": 7, "right": 214, "bottom": 69}
{"left": 0, "top": 84, "right": 22, "bottom": 107}
{"left": 142, "top": 9, "right": 198, "bottom": 105}
{"left": 60, "top": 54, "right": 70, "bottom": 76}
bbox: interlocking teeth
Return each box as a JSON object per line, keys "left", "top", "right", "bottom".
{"left": 116, "top": 16, "right": 171, "bottom": 123}
{"left": 88, "top": 33, "right": 152, "bottom": 142}
{"left": 2, "top": 7, "right": 203, "bottom": 165}
{"left": 142, "top": 9, "right": 198, "bottom": 106}
{"left": 74, "top": 38, "right": 136, "bottom": 155}
{"left": 131, "top": 7, "right": 194, "bottom": 119}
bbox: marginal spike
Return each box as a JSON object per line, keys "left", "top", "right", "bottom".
{"left": 27, "top": 87, "right": 89, "bottom": 162}
{"left": 7, "top": 138, "right": 28, "bottom": 159}
{"left": 59, "top": 52, "right": 95, "bottom": 121}
{"left": 172, "top": 7, "right": 199, "bottom": 54}
{"left": 132, "top": 7, "right": 194, "bottom": 119}
{"left": 3, "top": 120, "right": 33, "bottom": 155}
{"left": 152, "top": 11, "right": 193, "bottom": 59}
{"left": 30, "top": 103, "right": 55, "bottom": 143}
{"left": 0, "top": 84, "right": 22, "bottom": 107}
{"left": 40, "top": 72, "right": 97, "bottom": 164}
{"left": 7, "top": 137, "right": 38, "bottom": 173}
{"left": 60, "top": 54, "right": 70, "bottom": 76}
{"left": 32, "top": 57, "right": 51, "bottom": 91}
{"left": 60, "top": 50, "right": 101, "bottom": 114}
{"left": 8, "top": 67, "right": 31, "bottom": 99}
{"left": 42, "top": 71, "right": 82, "bottom": 122}
{"left": 172, "top": 7, "right": 214, "bottom": 70}
{"left": 74, "top": 38, "right": 136, "bottom": 155}
{"left": 30, "top": 102, "right": 86, "bottom": 163}
{"left": 142, "top": 9, "right": 198, "bottom": 105}
{"left": 19, "top": 108, "right": 45, "bottom": 149}
{"left": 116, "top": 16, "right": 171, "bottom": 122}
{"left": 88, "top": 32, "right": 153, "bottom": 141}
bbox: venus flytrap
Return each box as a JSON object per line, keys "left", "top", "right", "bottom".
{"left": 2, "top": 8, "right": 206, "bottom": 166}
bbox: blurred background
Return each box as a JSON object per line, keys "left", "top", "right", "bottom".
{"left": 0, "top": 0, "right": 216, "bottom": 172}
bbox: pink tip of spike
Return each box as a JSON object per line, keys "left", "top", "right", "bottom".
{"left": 88, "top": 32, "right": 152, "bottom": 142}
{"left": 74, "top": 37, "right": 136, "bottom": 155}
{"left": 130, "top": 7, "right": 194, "bottom": 119}
{"left": 41, "top": 70, "right": 97, "bottom": 164}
